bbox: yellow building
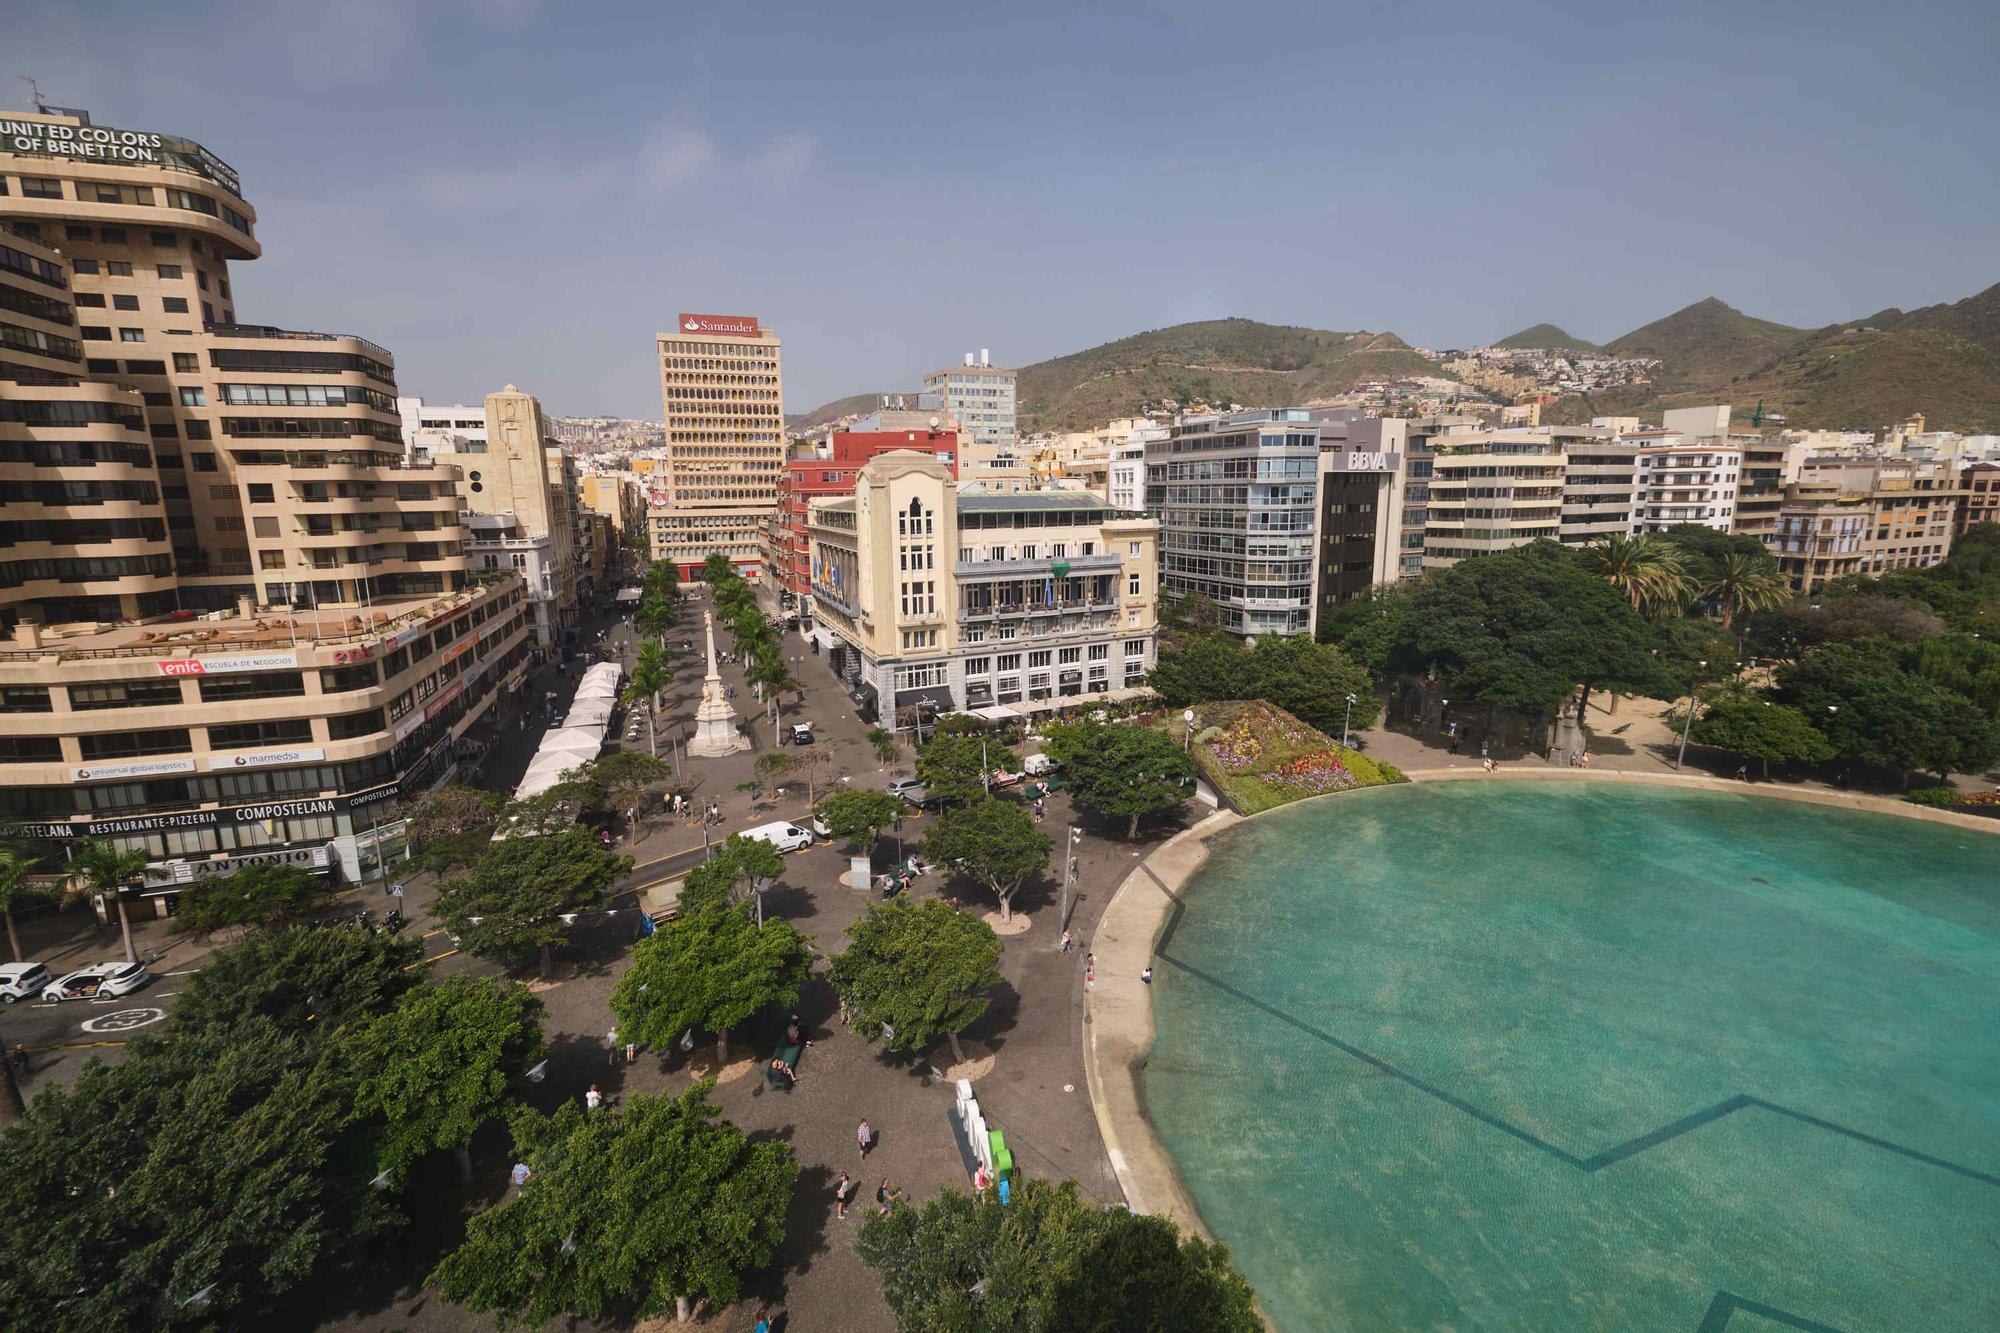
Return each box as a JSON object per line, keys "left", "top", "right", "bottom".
{"left": 807, "top": 451, "right": 1158, "bottom": 720}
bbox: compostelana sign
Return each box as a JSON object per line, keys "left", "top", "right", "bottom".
{"left": 677, "top": 313, "right": 760, "bottom": 338}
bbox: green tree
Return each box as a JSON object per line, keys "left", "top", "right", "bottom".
{"left": 1145, "top": 631, "right": 1254, "bottom": 708}
{"left": 924, "top": 798, "right": 1051, "bottom": 923}
{"left": 867, "top": 725, "right": 901, "bottom": 764}
{"left": 0, "top": 847, "right": 40, "bottom": 962}
{"left": 0, "top": 1019, "right": 396, "bottom": 1330}
{"left": 1389, "top": 540, "right": 1667, "bottom": 721}
{"left": 1907, "top": 631, "right": 2000, "bottom": 716}
{"left": 348, "top": 975, "right": 545, "bottom": 1182}
{"left": 1701, "top": 550, "right": 1791, "bottom": 629}
{"left": 830, "top": 898, "right": 1002, "bottom": 1063}
{"left": 73, "top": 837, "right": 148, "bottom": 965}
{"left": 429, "top": 1083, "right": 796, "bottom": 1326}
{"left": 1249, "top": 636, "right": 1381, "bottom": 737}
{"left": 172, "top": 924, "right": 422, "bottom": 1041}
{"left": 917, "top": 730, "right": 1009, "bottom": 805}
{"left": 433, "top": 827, "right": 631, "bottom": 978}
{"left": 1687, "top": 696, "right": 1835, "bottom": 778}
{"left": 814, "top": 788, "right": 907, "bottom": 853}
{"left": 622, "top": 641, "right": 672, "bottom": 756}
{"left": 1586, "top": 531, "right": 1690, "bottom": 617}
{"left": 701, "top": 551, "right": 735, "bottom": 585}
{"left": 168, "top": 861, "right": 338, "bottom": 936}
{"left": 1777, "top": 641, "right": 2000, "bottom": 783}
{"left": 858, "top": 1178, "right": 1260, "bottom": 1333}
{"left": 586, "top": 749, "right": 673, "bottom": 825}
{"left": 1045, "top": 720, "right": 1195, "bottom": 838}
{"left": 407, "top": 784, "right": 506, "bottom": 874}
{"left": 610, "top": 904, "right": 810, "bottom": 1062}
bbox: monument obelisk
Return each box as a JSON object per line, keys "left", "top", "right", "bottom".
{"left": 686, "top": 609, "right": 748, "bottom": 757}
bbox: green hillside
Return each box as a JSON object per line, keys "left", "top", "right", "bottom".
{"left": 1493, "top": 323, "right": 1601, "bottom": 352}
{"left": 1015, "top": 318, "right": 1439, "bottom": 432}
{"left": 1605, "top": 297, "right": 1810, "bottom": 391}
{"left": 1895, "top": 280, "right": 2000, "bottom": 355}
{"left": 785, "top": 392, "right": 897, "bottom": 435}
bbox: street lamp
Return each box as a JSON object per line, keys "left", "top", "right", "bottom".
{"left": 1057, "top": 826, "right": 1083, "bottom": 942}
{"left": 1341, "top": 693, "right": 1357, "bottom": 749}
{"left": 1183, "top": 709, "right": 1195, "bottom": 754}
{"left": 1673, "top": 661, "right": 1708, "bottom": 771}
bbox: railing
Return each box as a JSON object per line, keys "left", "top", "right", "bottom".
{"left": 204, "top": 323, "right": 395, "bottom": 364}
{"left": 958, "top": 597, "right": 1118, "bottom": 621}
{"left": 953, "top": 552, "right": 1122, "bottom": 577}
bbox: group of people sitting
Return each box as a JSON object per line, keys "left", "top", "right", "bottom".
{"left": 876, "top": 855, "right": 931, "bottom": 897}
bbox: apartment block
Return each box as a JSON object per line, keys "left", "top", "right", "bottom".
{"left": 1422, "top": 427, "right": 1567, "bottom": 569}
{"left": 1958, "top": 461, "right": 2000, "bottom": 534}
{"left": 1767, "top": 458, "right": 1967, "bottom": 591}
{"left": 808, "top": 452, "right": 1156, "bottom": 720}
{"left": 0, "top": 107, "right": 531, "bottom": 894}
{"left": 1555, "top": 428, "right": 1638, "bottom": 544}
{"left": 922, "top": 350, "right": 1016, "bottom": 448}
{"left": 771, "top": 429, "right": 958, "bottom": 616}
{"left": 1145, "top": 409, "right": 1324, "bottom": 636}
{"left": 654, "top": 312, "right": 784, "bottom": 580}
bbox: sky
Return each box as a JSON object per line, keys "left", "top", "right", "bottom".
{"left": 12, "top": 1, "right": 2000, "bottom": 418}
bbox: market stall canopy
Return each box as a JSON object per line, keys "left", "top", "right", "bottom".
{"left": 562, "top": 698, "right": 615, "bottom": 731}
{"left": 615, "top": 588, "right": 643, "bottom": 603}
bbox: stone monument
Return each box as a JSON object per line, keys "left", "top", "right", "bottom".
{"left": 686, "top": 609, "right": 748, "bottom": 758}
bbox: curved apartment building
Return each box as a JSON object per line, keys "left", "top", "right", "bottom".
{"left": 1, "top": 109, "right": 532, "bottom": 896}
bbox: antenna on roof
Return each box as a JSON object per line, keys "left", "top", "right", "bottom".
{"left": 18, "top": 75, "right": 51, "bottom": 113}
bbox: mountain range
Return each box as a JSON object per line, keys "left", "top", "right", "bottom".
{"left": 789, "top": 280, "right": 2000, "bottom": 435}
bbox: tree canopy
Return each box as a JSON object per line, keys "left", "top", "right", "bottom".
{"left": 1687, "top": 696, "right": 1835, "bottom": 778}
{"left": 168, "top": 861, "right": 337, "bottom": 936}
{"left": 1775, "top": 640, "right": 2000, "bottom": 781}
{"left": 858, "top": 1178, "right": 1260, "bottom": 1333}
{"left": 924, "top": 798, "right": 1051, "bottom": 923}
{"left": 610, "top": 903, "right": 811, "bottom": 1062}
{"left": 829, "top": 897, "right": 1003, "bottom": 1063}
{"left": 1044, "top": 720, "right": 1195, "bottom": 837}
{"left": 1149, "top": 633, "right": 1379, "bottom": 738}
{"left": 433, "top": 826, "right": 631, "bottom": 976}
{"left": 916, "top": 730, "right": 1007, "bottom": 805}
{"left": 815, "top": 787, "right": 907, "bottom": 851}
{"left": 429, "top": 1082, "right": 796, "bottom": 1327}
{"left": 347, "top": 975, "right": 546, "bottom": 1181}
{"left": 406, "top": 784, "right": 506, "bottom": 874}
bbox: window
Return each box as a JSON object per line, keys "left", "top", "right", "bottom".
{"left": 1128, "top": 573, "right": 1141, "bottom": 596}
{"left": 162, "top": 297, "right": 189, "bottom": 314}
{"left": 66, "top": 225, "right": 93, "bottom": 241}
{"left": 79, "top": 728, "right": 190, "bottom": 759}
{"left": 207, "top": 720, "right": 314, "bottom": 750}
{"left": 124, "top": 360, "right": 166, "bottom": 375}
{"left": 258, "top": 551, "right": 286, "bottom": 570}
{"left": 85, "top": 357, "right": 118, "bottom": 372}
{"left": 1058, "top": 647, "right": 1082, "bottom": 664}
{"left": 106, "top": 261, "right": 133, "bottom": 277}
{"left": 80, "top": 326, "right": 112, "bottom": 341}
{"left": 119, "top": 328, "right": 144, "bottom": 342}
{"left": 1125, "top": 638, "right": 1148, "bottom": 657}
{"left": 179, "top": 387, "right": 205, "bottom": 407}
{"left": 183, "top": 420, "right": 211, "bottom": 440}
{"left": 0, "top": 736, "right": 62, "bottom": 763}
{"left": 196, "top": 271, "right": 209, "bottom": 291}
{"left": 191, "top": 452, "right": 216, "bottom": 471}
{"left": 247, "top": 483, "right": 274, "bottom": 503}
{"left": 0, "top": 686, "right": 53, "bottom": 713}
{"left": 965, "top": 657, "right": 991, "bottom": 676}
{"left": 997, "top": 653, "right": 1023, "bottom": 672}
{"left": 74, "top": 292, "right": 105, "bottom": 308}
{"left": 112, "top": 294, "right": 140, "bottom": 311}
{"left": 173, "top": 352, "right": 198, "bottom": 372}
{"left": 327, "top": 708, "right": 385, "bottom": 740}
{"left": 20, "top": 177, "right": 63, "bottom": 199}
{"left": 72, "top": 258, "right": 100, "bottom": 275}
{"left": 151, "top": 231, "right": 178, "bottom": 248}
{"left": 1088, "top": 644, "right": 1109, "bottom": 661}
{"left": 1028, "top": 650, "right": 1053, "bottom": 669}
{"left": 157, "top": 263, "right": 183, "bottom": 279}
{"left": 198, "top": 671, "right": 304, "bottom": 703}
{"left": 70, "top": 680, "right": 183, "bottom": 711}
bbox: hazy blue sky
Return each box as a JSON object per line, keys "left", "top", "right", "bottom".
{"left": 14, "top": 1, "right": 1999, "bottom": 417}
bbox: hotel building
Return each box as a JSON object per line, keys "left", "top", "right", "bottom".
{"left": 808, "top": 452, "right": 1156, "bottom": 720}
{"left": 654, "top": 312, "right": 784, "bottom": 581}
{"left": 1, "top": 107, "right": 531, "bottom": 896}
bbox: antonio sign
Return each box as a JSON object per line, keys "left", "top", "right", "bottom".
{"left": 676, "top": 312, "right": 760, "bottom": 338}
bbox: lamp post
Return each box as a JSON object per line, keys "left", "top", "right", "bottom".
{"left": 1673, "top": 661, "right": 1708, "bottom": 771}
{"left": 1342, "top": 693, "right": 1357, "bottom": 749}
{"left": 1056, "top": 826, "right": 1082, "bottom": 942}
{"left": 1183, "top": 709, "right": 1195, "bottom": 755}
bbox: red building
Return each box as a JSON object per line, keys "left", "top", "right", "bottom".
{"left": 771, "top": 430, "right": 959, "bottom": 610}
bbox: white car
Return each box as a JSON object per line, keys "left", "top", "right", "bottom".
{"left": 1, "top": 962, "right": 53, "bottom": 1004}
{"left": 741, "top": 821, "right": 814, "bottom": 854}
{"left": 42, "top": 961, "right": 151, "bottom": 1003}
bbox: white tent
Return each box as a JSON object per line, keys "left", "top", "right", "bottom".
{"left": 515, "top": 753, "right": 589, "bottom": 801}
{"left": 572, "top": 677, "right": 620, "bottom": 702}
{"left": 536, "top": 730, "right": 602, "bottom": 763}
{"left": 562, "top": 698, "right": 615, "bottom": 730}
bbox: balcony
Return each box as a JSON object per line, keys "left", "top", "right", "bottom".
{"left": 958, "top": 595, "right": 1119, "bottom": 622}
{"left": 206, "top": 323, "right": 394, "bottom": 364}
{"left": 954, "top": 552, "right": 1122, "bottom": 578}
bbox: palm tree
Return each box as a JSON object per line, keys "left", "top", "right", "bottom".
{"left": 622, "top": 644, "right": 670, "bottom": 757}
{"left": 0, "top": 849, "right": 36, "bottom": 962}
{"left": 1704, "top": 551, "right": 1789, "bottom": 629}
{"left": 1589, "top": 533, "right": 1689, "bottom": 620}
{"left": 748, "top": 647, "right": 801, "bottom": 742}
{"left": 74, "top": 839, "right": 149, "bottom": 965}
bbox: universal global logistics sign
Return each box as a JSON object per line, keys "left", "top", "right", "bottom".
{"left": 0, "top": 118, "right": 242, "bottom": 197}
{"left": 678, "top": 313, "right": 760, "bottom": 338}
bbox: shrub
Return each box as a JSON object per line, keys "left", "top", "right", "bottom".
{"left": 1905, "top": 786, "right": 1960, "bottom": 807}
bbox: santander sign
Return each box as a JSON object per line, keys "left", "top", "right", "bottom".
{"left": 677, "top": 312, "right": 760, "bottom": 338}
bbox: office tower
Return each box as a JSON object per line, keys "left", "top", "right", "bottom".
{"left": 654, "top": 312, "right": 784, "bottom": 580}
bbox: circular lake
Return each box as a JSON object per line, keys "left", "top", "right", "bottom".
{"left": 1143, "top": 781, "right": 2000, "bottom": 1331}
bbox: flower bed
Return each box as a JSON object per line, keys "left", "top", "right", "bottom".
{"left": 1165, "top": 700, "right": 1405, "bottom": 814}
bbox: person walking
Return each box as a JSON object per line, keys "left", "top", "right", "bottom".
{"left": 876, "top": 1178, "right": 903, "bottom": 1215}
{"left": 834, "top": 1171, "right": 856, "bottom": 1220}
{"left": 584, "top": 1084, "right": 603, "bottom": 1111}
{"left": 607, "top": 1027, "right": 620, "bottom": 1066}
{"left": 1060, "top": 929, "right": 1073, "bottom": 954}
{"left": 857, "top": 1119, "right": 874, "bottom": 1159}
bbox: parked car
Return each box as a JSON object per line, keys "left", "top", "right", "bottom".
{"left": 741, "top": 821, "right": 814, "bottom": 854}
{"left": 42, "top": 961, "right": 151, "bottom": 1003}
{"left": 0, "top": 962, "right": 53, "bottom": 1004}
{"left": 885, "top": 778, "right": 926, "bottom": 801}
{"left": 789, "top": 723, "right": 814, "bottom": 746}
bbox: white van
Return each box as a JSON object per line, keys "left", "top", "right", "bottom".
{"left": 1024, "top": 752, "right": 1060, "bottom": 777}
{"left": 1, "top": 962, "right": 53, "bottom": 1004}
{"left": 741, "top": 821, "right": 814, "bottom": 854}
